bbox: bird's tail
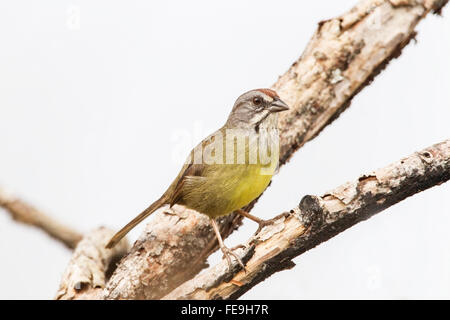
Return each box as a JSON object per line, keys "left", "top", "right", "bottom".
{"left": 106, "top": 195, "right": 168, "bottom": 249}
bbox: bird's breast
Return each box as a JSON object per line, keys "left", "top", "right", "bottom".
{"left": 180, "top": 127, "right": 279, "bottom": 218}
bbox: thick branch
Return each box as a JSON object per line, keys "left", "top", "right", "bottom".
{"left": 163, "top": 139, "right": 450, "bottom": 299}
{"left": 103, "top": 0, "right": 448, "bottom": 299}
{"left": 55, "top": 227, "right": 129, "bottom": 300}
{"left": 0, "top": 187, "right": 82, "bottom": 249}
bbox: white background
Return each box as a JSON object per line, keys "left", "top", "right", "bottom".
{"left": 0, "top": 0, "right": 449, "bottom": 299}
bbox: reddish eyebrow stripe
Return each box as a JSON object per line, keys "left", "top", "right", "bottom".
{"left": 256, "top": 88, "right": 279, "bottom": 99}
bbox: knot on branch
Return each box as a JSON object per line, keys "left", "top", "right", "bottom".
{"left": 55, "top": 227, "right": 129, "bottom": 300}
{"left": 298, "top": 195, "right": 326, "bottom": 231}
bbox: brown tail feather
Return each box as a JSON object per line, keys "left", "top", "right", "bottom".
{"left": 106, "top": 195, "right": 168, "bottom": 249}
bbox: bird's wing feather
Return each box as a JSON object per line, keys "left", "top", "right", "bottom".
{"left": 167, "top": 129, "right": 221, "bottom": 206}
{"left": 169, "top": 162, "right": 205, "bottom": 206}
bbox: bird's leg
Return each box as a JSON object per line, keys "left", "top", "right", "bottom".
{"left": 210, "top": 218, "right": 246, "bottom": 270}
{"left": 236, "top": 209, "right": 290, "bottom": 235}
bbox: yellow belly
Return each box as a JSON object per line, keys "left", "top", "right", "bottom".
{"left": 226, "top": 165, "right": 273, "bottom": 213}
{"left": 180, "top": 162, "right": 276, "bottom": 218}
{"left": 177, "top": 122, "right": 280, "bottom": 218}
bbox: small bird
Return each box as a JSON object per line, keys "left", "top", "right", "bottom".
{"left": 106, "top": 89, "right": 289, "bottom": 268}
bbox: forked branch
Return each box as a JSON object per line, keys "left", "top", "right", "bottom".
{"left": 103, "top": 0, "right": 448, "bottom": 300}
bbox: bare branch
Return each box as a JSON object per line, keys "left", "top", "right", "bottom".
{"left": 103, "top": 0, "right": 448, "bottom": 299}
{"left": 0, "top": 187, "right": 83, "bottom": 249}
{"left": 163, "top": 140, "right": 450, "bottom": 299}
{"left": 55, "top": 227, "right": 129, "bottom": 300}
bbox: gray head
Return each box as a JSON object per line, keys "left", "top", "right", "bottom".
{"left": 225, "top": 89, "right": 289, "bottom": 129}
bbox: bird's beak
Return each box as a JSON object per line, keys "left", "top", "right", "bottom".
{"left": 268, "top": 98, "right": 289, "bottom": 113}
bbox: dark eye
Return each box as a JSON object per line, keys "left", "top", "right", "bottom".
{"left": 253, "top": 97, "right": 262, "bottom": 106}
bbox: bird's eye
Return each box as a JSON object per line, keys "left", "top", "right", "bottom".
{"left": 253, "top": 97, "right": 262, "bottom": 106}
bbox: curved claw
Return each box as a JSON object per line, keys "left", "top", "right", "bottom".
{"left": 229, "top": 244, "right": 247, "bottom": 251}
{"left": 221, "top": 246, "right": 246, "bottom": 271}
{"left": 253, "top": 212, "right": 290, "bottom": 236}
{"left": 210, "top": 217, "right": 248, "bottom": 272}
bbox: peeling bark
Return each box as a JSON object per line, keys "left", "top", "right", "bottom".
{"left": 276, "top": 0, "right": 447, "bottom": 165}
{"left": 0, "top": 187, "right": 82, "bottom": 249}
{"left": 102, "top": 0, "right": 448, "bottom": 300}
{"left": 55, "top": 227, "right": 129, "bottom": 300}
{"left": 163, "top": 140, "right": 450, "bottom": 299}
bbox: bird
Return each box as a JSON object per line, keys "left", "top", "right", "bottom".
{"left": 106, "top": 88, "right": 289, "bottom": 269}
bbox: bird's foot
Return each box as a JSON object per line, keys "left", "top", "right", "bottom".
{"left": 220, "top": 245, "right": 246, "bottom": 271}
{"left": 235, "top": 209, "right": 290, "bottom": 236}
{"left": 254, "top": 212, "right": 290, "bottom": 236}
{"left": 229, "top": 243, "right": 247, "bottom": 251}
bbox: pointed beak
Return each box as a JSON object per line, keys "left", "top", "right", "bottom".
{"left": 268, "top": 98, "right": 289, "bottom": 113}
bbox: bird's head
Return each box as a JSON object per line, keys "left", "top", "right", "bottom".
{"left": 226, "top": 89, "right": 289, "bottom": 129}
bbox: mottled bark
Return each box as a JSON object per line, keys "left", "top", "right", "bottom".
{"left": 55, "top": 227, "right": 129, "bottom": 300}
{"left": 0, "top": 187, "right": 82, "bottom": 249}
{"left": 275, "top": 0, "right": 448, "bottom": 165}
{"left": 103, "top": 0, "right": 448, "bottom": 300}
{"left": 164, "top": 140, "right": 450, "bottom": 299}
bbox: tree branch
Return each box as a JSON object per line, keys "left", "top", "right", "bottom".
{"left": 55, "top": 227, "right": 129, "bottom": 300}
{"left": 0, "top": 187, "right": 82, "bottom": 249}
{"left": 163, "top": 139, "right": 450, "bottom": 299}
{"left": 102, "top": 0, "right": 448, "bottom": 300}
